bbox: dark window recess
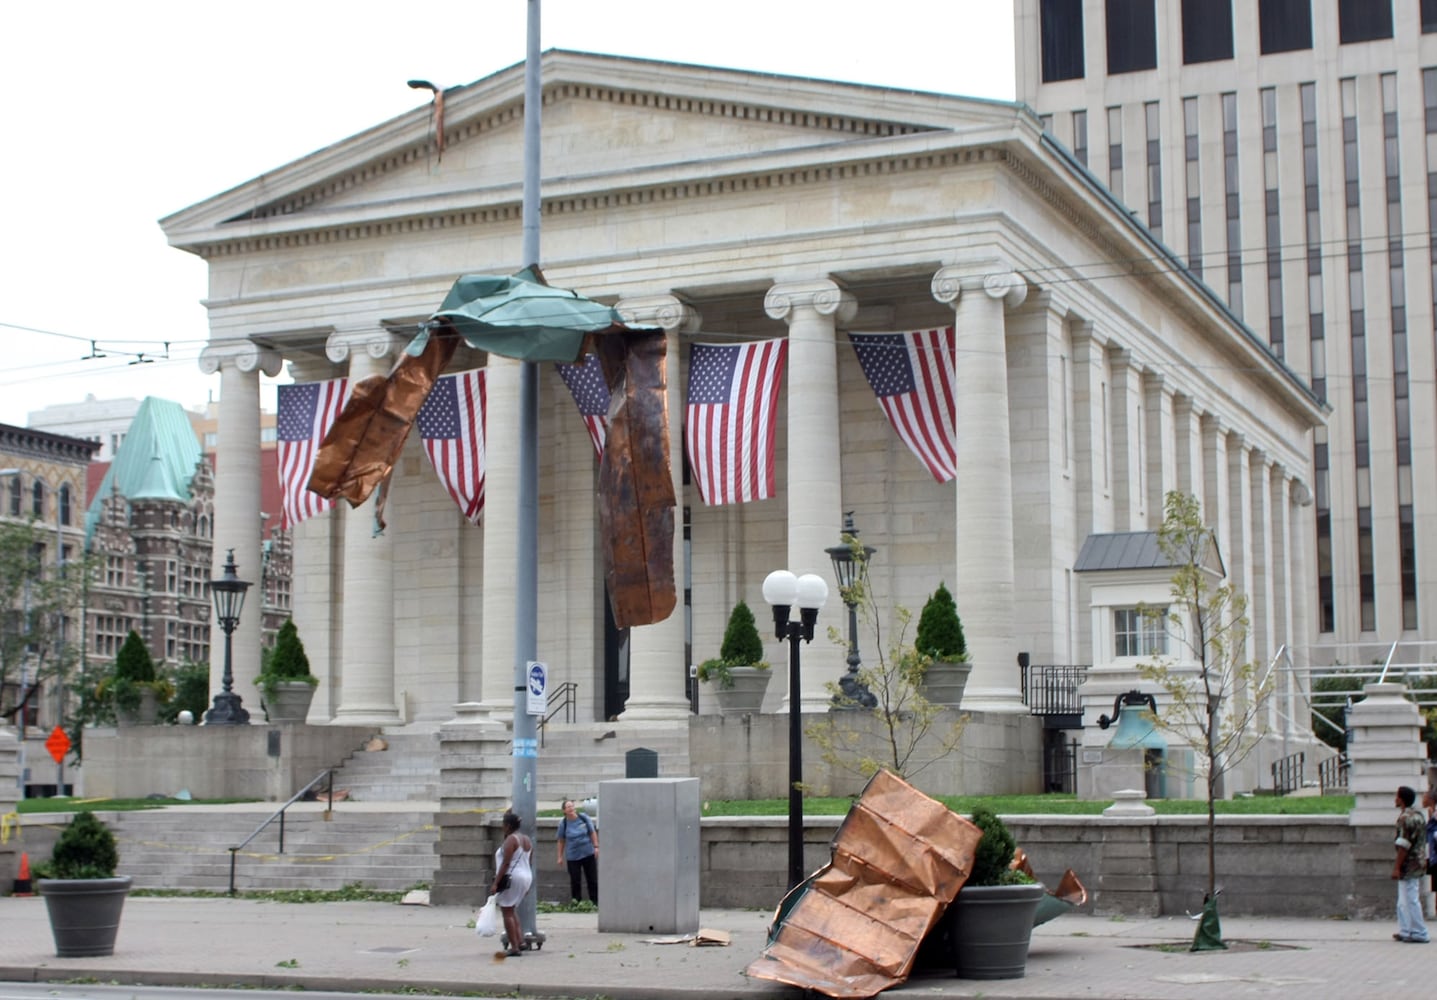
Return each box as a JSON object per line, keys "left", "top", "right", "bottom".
{"left": 1106, "top": 0, "right": 1158, "bottom": 74}
{"left": 1259, "top": 0, "right": 1314, "bottom": 53}
{"left": 1041, "top": 0, "right": 1086, "bottom": 82}
{"left": 1425, "top": 0, "right": 1437, "bottom": 33}
{"left": 1339, "top": 0, "right": 1393, "bottom": 44}
{"left": 1182, "top": 0, "right": 1234, "bottom": 63}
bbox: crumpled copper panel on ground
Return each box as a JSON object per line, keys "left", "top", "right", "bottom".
{"left": 593, "top": 330, "right": 676, "bottom": 628}
{"left": 745, "top": 770, "right": 981, "bottom": 998}
{"left": 308, "top": 333, "right": 458, "bottom": 523}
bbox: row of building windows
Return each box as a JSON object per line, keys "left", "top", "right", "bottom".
{"left": 1040, "top": 1, "right": 1435, "bottom": 84}
{"left": 5, "top": 476, "right": 74, "bottom": 525}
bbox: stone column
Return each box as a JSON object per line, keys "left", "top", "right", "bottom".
{"left": 1070, "top": 321, "right": 1107, "bottom": 536}
{"left": 764, "top": 279, "right": 855, "bottom": 710}
{"left": 1248, "top": 449, "right": 1273, "bottom": 675}
{"left": 616, "top": 294, "right": 702, "bottom": 720}
{"left": 1107, "top": 348, "right": 1138, "bottom": 530}
{"left": 1200, "top": 416, "right": 1229, "bottom": 557}
{"left": 326, "top": 331, "right": 404, "bottom": 725}
{"left": 933, "top": 264, "right": 1027, "bottom": 712}
{"left": 1270, "top": 468, "right": 1293, "bottom": 736}
{"left": 1348, "top": 682, "right": 1428, "bottom": 825}
{"left": 1173, "top": 395, "right": 1202, "bottom": 506}
{"left": 1142, "top": 371, "right": 1173, "bottom": 527}
{"left": 198, "top": 340, "right": 282, "bottom": 714}
{"left": 478, "top": 355, "right": 520, "bottom": 722}
{"left": 1226, "top": 433, "right": 1253, "bottom": 668}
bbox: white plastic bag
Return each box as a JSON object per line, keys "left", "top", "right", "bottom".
{"left": 475, "top": 894, "right": 501, "bottom": 937}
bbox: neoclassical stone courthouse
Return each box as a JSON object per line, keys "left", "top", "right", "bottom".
{"left": 161, "top": 51, "right": 1326, "bottom": 794}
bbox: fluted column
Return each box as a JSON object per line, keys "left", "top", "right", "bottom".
{"left": 478, "top": 355, "right": 521, "bottom": 722}
{"left": 198, "top": 340, "right": 282, "bottom": 714}
{"left": 1226, "top": 433, "right": 1254, "bottom": 670}
{"left": 764, "top": 279, "right": 855, "bottom": 710}
{"left": 1070, "top": 321, "right": 1108, "bottom": 536}
{"left": 1142, "top": 372, "right": 1174, "bottom": 528}
{"left": 1248, "top": 449, "right": 1273, "bottom": 678}
{"left": 1173, "top": 395, "right": 1202, "bottom": 507}
{"left": 616, "top": 294, "right": 702, "bottom": 720}
{"left": 933, "top": 264, "right": 1028, "bottom": 712}
{"left": 1107, "top": 349, "right": 1138, "bottom": 530}
{"left": 327, "top": 331, "right": 405, "bottom": 725}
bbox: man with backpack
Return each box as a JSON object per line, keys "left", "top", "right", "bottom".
{"left": 556, "top": 798, "right": 599, "bottom": 904}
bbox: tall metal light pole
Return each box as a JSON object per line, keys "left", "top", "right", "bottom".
{"left": 762, "top": 569, "right": 828, "bottom": 889}
{"left": 204, "top": 549, "right": 252, "bottom": 725}
{"left": 510, "top": 0, "right": 542, "bottom": 946}
{"left": 824, "top": 512, "right": 876, "bottom": 710}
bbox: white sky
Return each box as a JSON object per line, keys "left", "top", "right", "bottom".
{"left": 0, "top": 0, "right": 1016, "bottom": 428}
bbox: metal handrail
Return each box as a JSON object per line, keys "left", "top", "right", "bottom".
{"left": 227, "top": 769, "right": 333, "bottom": 895}
{"left": 538, "top": 681, "right": 578, "bottom": 747}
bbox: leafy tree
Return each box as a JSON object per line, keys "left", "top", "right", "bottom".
{"left": 1137, "top": 491, "right": 1274, "bottom": 919}
{"left": 805, "top": 533, "right": 965, "bottom": 782}
{"left": 161, "top": 660, "right": 211, "bottom": 723}
{"left": 0, "top": 519, "right": 90, "bottom": 733}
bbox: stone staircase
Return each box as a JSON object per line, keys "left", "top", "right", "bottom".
{"left": 20, "top": 718, "right": 696, "bottom": 893}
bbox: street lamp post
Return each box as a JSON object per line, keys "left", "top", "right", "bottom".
{"left": 205, "top": 549, "right": 252, "bottom": 725}
{"left": 824, "top": 512, "right": 877, "bottom": 710}
{"left": 762, "top": 569, "right": 828, "bottom": 889}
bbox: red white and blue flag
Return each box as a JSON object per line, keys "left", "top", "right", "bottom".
{"left": 685, "top": 338, "right": 787, "bottom": 506}
{"left": 556, "top": 354, "right": 609, "bottom": 461}
{"left": 849, "top": 328, "right": 958, "bottom": 483}
{"left": 277, "top": 378, "right": 348, "bottom": 529}
{"left": 417, "top": 368, "right": 487, "bottom": 524}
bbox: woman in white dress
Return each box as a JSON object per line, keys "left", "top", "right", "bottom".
{"left": 492, "top": 811, "right": 534, "bottom": 956}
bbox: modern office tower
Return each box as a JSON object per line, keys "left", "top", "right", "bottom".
{"left": 1016, "top": 1, "right": 1437, "bottom": 663}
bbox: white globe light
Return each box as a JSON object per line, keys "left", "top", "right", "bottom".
{"left": 795, "top": 573, "right": 829, "bottom": 610}
{"left": 762, "top": 569, "right": 799, "bottom": 606}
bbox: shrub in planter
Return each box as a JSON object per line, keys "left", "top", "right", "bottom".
{"left": 37, "top": 811, "right": 132, "bottom": 958}
{"left": 696, "top": 600, "right": 769, "bottom": 689}
{"left": 256, "top": 619, "right": 318, "bottom": 700}
{"left": 97, "top": 631, "right": 173, "bottom": 720}
{"left": 915, "top": 583, "right": 967, "bottom": 662}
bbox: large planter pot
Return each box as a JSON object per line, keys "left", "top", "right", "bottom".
{"left": 115, "top": 688, "right": 158, "bottom": 726}
{"left": 264, "top": 681, "right": 316, "bottom": 723}
{"left": 931, "top": 882, "right": 1044, "bottom": 980}
{"left": 38, "top": 876, "right": 133, "bottom": 957}
{"left": 711, "top": 667, "right": 771, "bottom": 716}
{"left": 921, "top": 660, "right": 972, "bottom": 708}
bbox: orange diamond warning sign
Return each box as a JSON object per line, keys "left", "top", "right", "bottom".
{"left": 45, "top": 726, "right": 71, "bottom": 764}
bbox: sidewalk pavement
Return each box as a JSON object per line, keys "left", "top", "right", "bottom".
{"left": 0, "top": 894, "right": 1430, "bottom": 999}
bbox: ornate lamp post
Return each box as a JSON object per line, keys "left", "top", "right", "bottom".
{"left": 762, "top": 569, "right": 828, "bottom": 889}
{"left": 824, "top": 512, "right": 877, "bottom": 710}
{"left": 204, "top": 549, "right": 252, "bottom": 725}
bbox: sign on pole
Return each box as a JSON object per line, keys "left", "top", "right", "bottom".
{"left": 526, "top": 661, "right": 548, "bottom": 716}
{"left": 45, "top": 726, "right": 72, "bottom": 765}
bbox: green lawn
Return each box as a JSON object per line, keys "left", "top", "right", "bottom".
{"left": 16, "top": 796, "right": 260, "bottom": 814}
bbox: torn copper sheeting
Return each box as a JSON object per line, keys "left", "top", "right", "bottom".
{"left": 308, "top": 333, "right": 459, "bottom": 522}
{"left": 1013, "top": 846, "right": 1088, "bottom": 911}
{"left": 745, "top": 769, "right": 981, "bottom": 998}
{"left": 594, "top": 330, "right": 676, "bottom": 628}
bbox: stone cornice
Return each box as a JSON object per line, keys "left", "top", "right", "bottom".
{"left": 0, "top": 424, "right": 101, "bottom": 465}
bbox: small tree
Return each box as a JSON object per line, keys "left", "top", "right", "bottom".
{"left": 256, "top": 619, "right": 316, "bottom": 700}
{"left": 45, "top": 810, "right": 119, "bottom": 879}
{"left": 915, "top": 582, "right": 967, "bottom": 661}
{"left": 1138, "top": 491, "right": 1274, "bottom": 936}
{"left": 806, "top": 533, "right": 965, "bottom": 781}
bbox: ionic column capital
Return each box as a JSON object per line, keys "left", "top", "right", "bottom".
{"left": 763, "top": 279, "right": 857, "bottom": 324}
{"left": 931, "top": 262, "right": 1030, "bottom": 310}
{"left": 616, "top": 294, "right": 702, "bottom": 333}
{"left": 325, "top": 330, "right": 407, "bottom": 365}
{"left": 198, "top": 340, "right": 283, "bottom": 377}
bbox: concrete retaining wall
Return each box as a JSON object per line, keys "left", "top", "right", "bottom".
{"left": 80, "top": 725, "right": 375, "bottom": 801}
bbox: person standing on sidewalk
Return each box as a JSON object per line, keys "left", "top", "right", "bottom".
{"left": 493, "top": 811, "right": 534, "bottom": 957}
{"left": 556, "top": 798, "right": 598, "bottom": 904}
{"left": 1391, "top": 785, "right": 1430, "bottom": 943}
{"left": 1424, "top": 788, "right": 1437, "bottom": 918}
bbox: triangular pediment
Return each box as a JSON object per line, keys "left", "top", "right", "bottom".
{"left": 162, "top": 49, "right": 1020, "bottom": 249}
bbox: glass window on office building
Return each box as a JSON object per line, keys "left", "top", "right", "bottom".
{"left": 1425, "top": 0, "right": 1437, "bottom": 32}
{"left": 1144, "top": 101, "right": 1163, "bottom": 239}
{"left": 1222, "top": 92, "right": 1243, "bottom": 317}
{"left": 1041, "top": 0, "right": 1086, "bottom": 82}
{"left": 1184, "top": 97, "right": 1203, "bottom": 276}
{"left": 1108, "top": 106, "right": 1125, "bottom": 199}
{"left": 1182, "top": 0, "right": 1234, "bottom": 64}
{"left": 1259, "top": 0, "right": 1313, "bottom": 54}
{"left": 1338, "top": 0, "right": 1393, "bottom": 44}
{"left": 1106, "top": 0, "right": 1157, "bottom": 74}
{"left": 1073, "top": 109, "right": 1089, "bottom": 166}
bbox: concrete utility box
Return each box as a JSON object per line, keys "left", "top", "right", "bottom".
{"left": 597, "top": 777, "right": 699, "bottom": 933}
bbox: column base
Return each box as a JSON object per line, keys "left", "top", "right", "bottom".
{"left": 333, "top": 706, "right": 404, "bottom": 726}
{"left": 957, "top": 687, "right": 1029, "bottom": 714}
{"left": 617, "top": 698, "right": 693, "bottom": 721}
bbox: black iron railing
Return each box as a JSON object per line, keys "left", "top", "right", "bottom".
{"left": 1271, "top": 751, "right": 1305, "bottom": 795}
{"left": 1318, "top": 754, "right": 1349, "bottom": 794}
{"left": 539, "top": 681, "right": 578, "bottom": 748}
{"left": 1020, "top": 663, "right": 1088, "bottom": 718}
{"left": 228, "top": 768, "right": 333, "bottom": 894}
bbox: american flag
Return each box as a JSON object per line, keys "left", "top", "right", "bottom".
{"left": 277, "top": 378, "right": 348, "bottom": 529}
{"left": 849, "top": 328, "right": 958, "bottom": 482}
{"left": 556, "top": 354, "right": 609, "bottom": 460}
{"left": 417, "top": 368, "right": 487, "bottom": 523}
{"left": 685, "top": 338, "right": 787, "bottom": 506}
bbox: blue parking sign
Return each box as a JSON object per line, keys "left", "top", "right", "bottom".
{"left": 526, "top": 661, "right": 547, "bottom": 716}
